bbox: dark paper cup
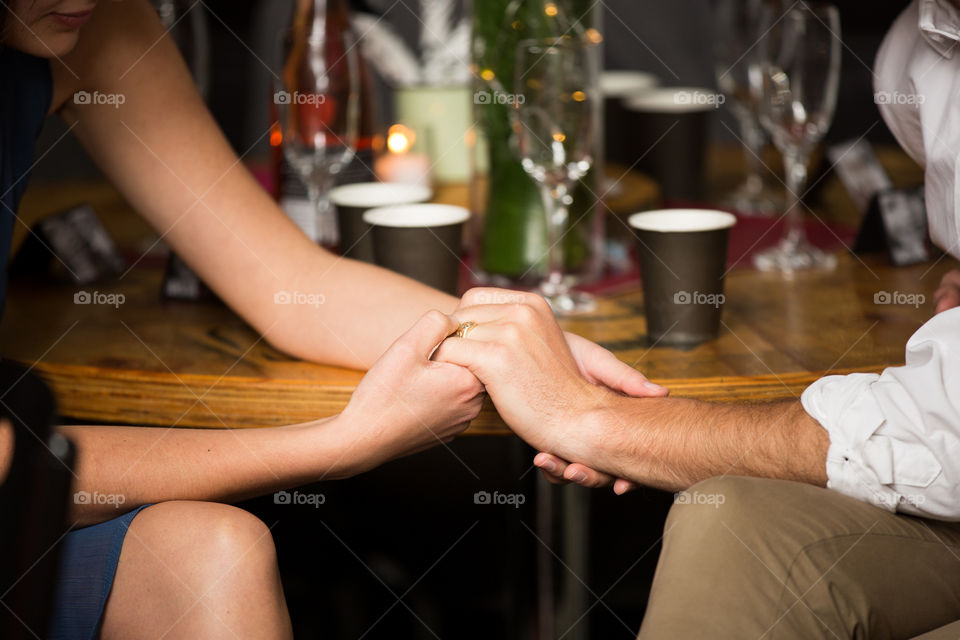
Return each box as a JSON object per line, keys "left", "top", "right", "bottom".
{"left": 601, "top": 71, "right": 659, "bottom": 166}
{"left": 622, "top": 88, "right": 718, "bottom": 201}
{"left": 629, "top": 209, "right": 737, "bottom": 346}
{"left": 363, "top": 204, "right": 470, "bottom": 295}
{"left": 329, "top": 183, "right": 433, "bottom": 263}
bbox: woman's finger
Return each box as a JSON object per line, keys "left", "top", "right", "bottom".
{"left": 563, "top": 462, "right": 618, "bottom": 488}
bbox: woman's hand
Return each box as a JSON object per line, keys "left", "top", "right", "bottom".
{"left": 934, "top": 269, "right": 960, "bottom": 314}
{"left": 336, "top": 311, "right": 485, "bottom": 475}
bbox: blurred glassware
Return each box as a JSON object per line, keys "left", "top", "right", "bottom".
{"left": 471, "top": 0, "right": 602, "bottom": 289}
{"left": 153, "top": 0, "right": 210, "bottom": 99}
{"left": 513, "top": 36, "right": 599, "bottom": 314}
{"left": 714, "top": 0, "right": 782, "bottom": 216}
{"left": 600, "top": 69, "right": 659, "bottom": 171}
{"left": 751, "top": 1, "right": 841, "bottom": 271}
{"left": 275, "top": 0, "right": 359, "bottom": 246}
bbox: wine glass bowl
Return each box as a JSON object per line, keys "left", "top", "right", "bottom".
{"left": 513, "top": 36, "right": 598, "bottom": 314}
{"left": 275, "top": 0, "right": 359, "bottom": 246}
{"left": 751, "top": 1, "right": 841, "bottom": 272}
{"left": 713, "top": 0, "right": 782, "bottom": 216}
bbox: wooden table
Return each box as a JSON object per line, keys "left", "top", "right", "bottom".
{"left": 3, "top": 144, "right": 941, "bottom": 432}
{"left": 1, "top": 251, "right": 953, "bottom": 433}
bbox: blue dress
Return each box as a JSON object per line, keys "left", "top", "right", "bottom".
{"left": 0, "top": 47, "right": 151, "bottom": 640}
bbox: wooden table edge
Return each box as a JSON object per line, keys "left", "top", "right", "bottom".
{"left": 23, "top": 360, "right": 896, "bottom": 435}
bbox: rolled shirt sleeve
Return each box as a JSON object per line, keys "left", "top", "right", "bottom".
{"left": 801, "top": 308, "right": 960, "bottom": 520}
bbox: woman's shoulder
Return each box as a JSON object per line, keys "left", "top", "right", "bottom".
{"left": 50, "top": 0, "right": 167, "bottom": 115}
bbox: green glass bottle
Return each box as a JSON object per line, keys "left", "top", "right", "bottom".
{"left": 472, "top": 0, "right": 599, "bottom": 282}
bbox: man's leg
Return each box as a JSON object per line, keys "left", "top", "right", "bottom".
{"left": 911, "top": 619, "right": 960, "bottom": 640}
{"left": 100, "top": 501, "right": 292, "bottom": 640}
{"left": 638, "top": 476, "right": 960, "bottom": 640}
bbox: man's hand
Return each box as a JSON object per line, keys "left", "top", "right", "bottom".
{"left": 433, "top": 288, "right": 661, "bottom": 469}
{"left": 934, "top": 269, "right": 960, "bottom": 314}
{"left": 563, "top": 331, "right": 667, "bottom": 398}
{"left": 533, "top": 451, "right": 638, "bottom": 494}
{"left": 555, "top": 330, "right": 666, "bottom": 493}
{"left": 339, "top": 310, "right": 485, "bottom": 475}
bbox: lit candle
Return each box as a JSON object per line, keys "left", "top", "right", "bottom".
{"left": 374, "top": 124, "right": 432, "bottom": 187}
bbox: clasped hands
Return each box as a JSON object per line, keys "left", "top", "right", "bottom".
{"left": 432, "top": 287, "right": 668, "bottom": 494}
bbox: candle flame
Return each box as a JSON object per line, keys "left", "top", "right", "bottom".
{"left": 269, "top": 121, "right": 283, "bottom": 147}
{"left": 387, "top": 124, "right": 415, "bottom": 154}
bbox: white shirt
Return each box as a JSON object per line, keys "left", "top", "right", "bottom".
{"left": 800, "top": 0, "right": 960, "bottom": 520}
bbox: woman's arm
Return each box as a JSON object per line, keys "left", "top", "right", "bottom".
{"left": 60, "top": 418, "right": 346, "bottom": 526}
{"left": 52, "top": 0, "right": 455, "bottom": 370}
{"left": 8, "top": 311, "right": 483, "bottom": 526}
{"left": 49, "top": 0, "right": 664, "bottom": 395}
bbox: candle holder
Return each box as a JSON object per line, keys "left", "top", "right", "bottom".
{"left": 374, "top": 124, "right": 432, "bottom": 188}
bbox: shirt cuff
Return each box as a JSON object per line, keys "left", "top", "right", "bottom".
{"left": 801, "top": 373, "right": 902, "bottom": 512}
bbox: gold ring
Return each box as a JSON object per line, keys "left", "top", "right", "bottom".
{"left": 455, "top": 321, "right": 478, "bottom": 339}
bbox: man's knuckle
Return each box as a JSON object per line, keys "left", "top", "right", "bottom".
{"left": 501, "top": 322, "right": 524, "bottom": 343}
{"left": 461, "top": 287, "right": 488, "bottom": 305}
{"left": 486, "top": 340, "right": 509, "bottom": 361}
{"left": 423, "top": 309, "right": 449, "bottom": 327}
{"left": 527, "top": 294, "right": 550, "bottom": 312}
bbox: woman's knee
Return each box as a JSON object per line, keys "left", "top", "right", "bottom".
{"left": 129, "top": 501, "right": 278, "bottom": 583}
{"left": 102, "top": 501, "right": 288, "bottom": 639}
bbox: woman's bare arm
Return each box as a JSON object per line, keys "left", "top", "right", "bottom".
{"left": 45, "top": 0, "right": 663, "bottom": 396}
{"left": 2, "top": 312, "right": 483, "bottom": 527}
{"left": 51, "top": 0, "right": 456, "bottom": 370}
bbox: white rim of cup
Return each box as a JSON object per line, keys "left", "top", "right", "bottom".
{"left": 329, "top": 182, "right": 433, "bottom": 208}
{"left": 623, "top": 87, "right": 721, "bottom": 113}
{"left": 600, "top": 70, "right": 660, "bottom": 97}
{"left": 628, "top": 209, "right": 737, "bottom": 233}
{"left": 363, "top": 204, "right": 471, "bottom": 228}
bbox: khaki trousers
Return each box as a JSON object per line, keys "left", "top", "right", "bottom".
{"left": 637, "top": 477, "right": 960, "bottom": 639}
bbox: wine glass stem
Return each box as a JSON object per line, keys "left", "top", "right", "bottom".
{"left": 740, "top": 116, "right": 765, "bottom": 193}
{"left": 782, "top": 149, "right": 809, "bottom": 250}
{"left": 306, "top": 172, "right": 335, "bottom": 244}
{"left": 540, "top": 182, "right": 570, "bottom": 291}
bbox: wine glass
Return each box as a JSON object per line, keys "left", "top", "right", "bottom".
{"left": 751, "top": 1, "right": 841, "bottom": 271}
{"left": 153, "top": 0, "right": 210, "bottom": 98}
{"left": 513, "top": 37, "right": 598, "bottom": 314}
{"left": 276, "top": 1, "right": 359, "bottom": 246}
{"left": 714, "top": 0, "right": 781, "bottom": 216}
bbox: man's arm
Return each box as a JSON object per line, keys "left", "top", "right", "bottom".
{"left": 934, "top": 268, "right": 960, "bottom": 313}
{"left": 577, "top": 396, "right": 829, "bottom": 492}
{"left": 434, "top": 289, "right": 829, "bottom": 491}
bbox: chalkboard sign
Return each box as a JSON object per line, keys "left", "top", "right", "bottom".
{"left": 854, "top": 187, "right": 930, "bottom": 266}
{"left": 10, "top": 204, "right": 125, "bottom": 284}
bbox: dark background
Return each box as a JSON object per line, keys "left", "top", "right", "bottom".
{"left": 26, "top": 1, "right": 913, "bottom": 637}
{"left": 32, "top": 0, "right": 909, "bottom": 182}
